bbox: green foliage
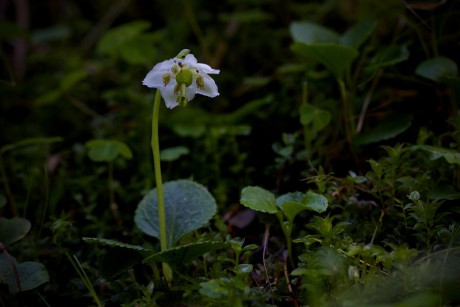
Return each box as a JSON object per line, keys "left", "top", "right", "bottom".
{"left": 415, "top": 56, "right": 458, "bottom": 82}
{"left": 0, "top": 217, "right": 31, "bottom": 246}
{"left": 85, "top": 139, "right": 133, "bottom": 162}
{"left": 0, "top": 217, "right": 49, "bottom": 294}
{"left": 135, "top": 180, "right": 217, "bottom": 248}
{"left": 2, "top": 0, "right": 460, "bottom": 305}
{"left": 97, "top": 21, "right": 158, "bottom": 65}
{"left": 144, "top": 241, "right": 226, "bottom": 269}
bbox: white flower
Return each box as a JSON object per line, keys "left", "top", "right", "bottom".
{"left": 142, "top": 50, "right": 220, "bottom": 109}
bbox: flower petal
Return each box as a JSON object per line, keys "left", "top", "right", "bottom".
{"left": 183, "top": 54, "right": 198, "bottom": 66}
{"left": 183, "top": 54, "right": 219, "bottom": 74}
{"left": 152, "top": 58, "right": 176, "bottom": 72}
{"left": 160, "top": 82, "right": 180, "bottom": 109}
{"left": 195, "top": 74, "right": 219, "bottom": 98}
{"left": 185, "top": 86, "right": 196, "bottom": 101}
{"left": 195, "top": 63, "right": 220, "bottom": 74}
{"left": 143, "top": 70, "right": 173, "bottom": 88}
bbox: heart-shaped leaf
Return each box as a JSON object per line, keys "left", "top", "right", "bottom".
{"left": 354, "top": 114, "right": 412, "bottom": 145}
{"left": 85, "top": 139, "right": 132, "bottom": 162}
{"left": 290, "top": 21, "right": 339, "bottom": 44}
{"left": 413, "top": 145, "right": 460, "bottom": 166}
{"left": 340, "top": 20, "right": 377, "bottom": 49}
{"left": 0, "top": 217, "right": 31, "bottom": 246}
{"left": 134, "top": 180, "right": 217, "bottom": 248}
{"left": 281, "top": 202, "right": 310, "bottom": 223}
{"left": 300, "top": 103, "right": 331, "bottom": 132}
{"left": 301, "top": 191, "right": 328, "bottom": 213}
{"left": 0, "top": 255, "right": 49, "bottom": 294}
{"left": 291, "top": 42, "right": 358, "bottom": 79}
{"left": 160, "top": 146, "right": 190, "bottom": 162}
{"left": 240, "top": 186, "right": 278, "bottom": 214}
{"left": 416, "top": 57, "right": 458, "bottom": 82}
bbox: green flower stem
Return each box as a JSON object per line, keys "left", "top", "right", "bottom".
{"left": 338, "top": 78, "right": 354, "bottom": 144}
{"left": 276, "top": 212, "right": 294, "bottom": 267}
{"left": 151, "top": 89, "right": 172, "bottom": 282}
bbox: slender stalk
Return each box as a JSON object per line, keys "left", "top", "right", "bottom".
{"left": 338, "top": 78, "right": 354, "bottom": 144}
{"left": 151, "top": 89, "right": 172, "bottom": 282}
{"left": 65, "top": 252, "right": 102, "bottom": 307}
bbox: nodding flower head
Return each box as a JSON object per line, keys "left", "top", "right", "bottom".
{"left": 142, "top": 49, "right": 220, "bottom": 109}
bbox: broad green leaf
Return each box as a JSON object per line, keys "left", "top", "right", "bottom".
{"left": 276, "top": 192, "right": 306, "bottom": 222}
{"left": 276, "top": 192, "right": 303, "bottom": 208}
{"left": 354, "top": 114, "right": 412, "bottom": 145}
{"left": 240, "top": 186, "right": 278, "bottom": 214}
{"left": 135, "top": 180, "right": 217, "bottom": 248}
{"left": 0, "top": 217, "right": 31, "bottom": 246}
{"left": 119, "top": 36, "right": 155, "bottom": 65}
{"left": 428, "top": 186, "right": 460, "bottom": 201}
{"left": 143, "top": 241, "right": 226, "bottom": 269}
{"left": 97, "top": 21, "right": 151, "bottom": 56}
{"left": 290, "top": 21, "right": 340, "bottom": 44}
{"left": 300, "top": 103, "right": 331, "bottom": 132}
{"left": 85, "top": 139, "right": 132, "bottom": 162}
{"left": 290, "top": 42, "right": 358, "bottom": 78}
{"left": 160, "top": 146, "right": 190, "bottom": 162}
{"left": 364, "top": 44, "right": 409, "bottom": 72}
{"left": 416, "top": 57, "right": 458, "bottom": 82}
{"left": 15, "top": 262, "right": 49, "bottom": 293}
{"left": 340, "top": 20, "right": 377, "bottom": 49}
{"left": 281, "top": 202, "right": 309, "bottom": 223}
{"left": 413, "top": 145, "right": 460, "bottom": 166}
{"left": 0, "top": 255, "right": 49, "bottom": 294}
{"left": 301, "top": 191, "right": 328, "bottom": 213}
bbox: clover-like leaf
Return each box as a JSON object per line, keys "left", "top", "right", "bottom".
{"left": 301, "top": 191, "right": 328, "bottom": 213}
{"left": 0, "top": 255, "right": 49, "bottom": 294}
{"left": 416, "top": 57, "right": 458, "bottom": 82}
{"left": 340, "top": 20, "right": 376, "bottom": 49}
{"left": 291, "top": 42, "right": 358, "bottom": 79}
{"left": 85, "top": 139, "right": 132, "bottom": 162}
{"left": 300, "top": 103, "right": 331, "bottom": 132}
{"left": 240, "top": 186, "right": 278, "bottom": 214}
{"left": 0, "top": 217, "right": 31, "bottom": 246}
{"left": 160, "top": 146, "right": 190, "bottom": 162}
